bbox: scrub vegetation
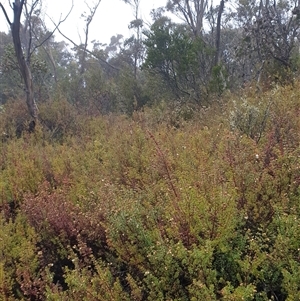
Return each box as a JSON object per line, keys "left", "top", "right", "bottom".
{"left": 0, "top": 82, "right": 300, "bottom": 300}
{"left": 1, "top": 0, "right": 300, "bottom": 299}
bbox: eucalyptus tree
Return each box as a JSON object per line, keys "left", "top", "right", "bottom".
{"left": 143, "top": 17, "right": 209, "bottom": 101}
{"left": 0, "top": 0, "right": 72, "bottom": 127}
{"left": 166, "top": 0, "right": 209, "bottom": 38}
{"left": 233, "top": 0, "right": 300, "bottom": 87}
{"left": 122, "top": 0, "right": 144, "bottom": 79}
{"left": 0, "top": 0, "right": 38, "bottom": 121}
{"left": 0, "top": 31, "right": 15, "bottom": 103}
{"left": 214, "top": 0, "right": 226, "bottom": 66}
{"left": 163, "top": 0, "right": 230, "bottom": 97}
{"left": 53, "top": 0, "right": 125, "bottom": 110}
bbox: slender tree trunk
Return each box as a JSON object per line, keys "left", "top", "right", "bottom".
{"left": 11, "top": 0, "right": 38, "bottom": 120}
{"left": 77, "top": 0, "right": 102, "bottom": 95}
{"left": 44, "top": 46, "right": 58, "bottom": 83}
{"left": 214, "top": 0, "right": 224, "bottom": 66}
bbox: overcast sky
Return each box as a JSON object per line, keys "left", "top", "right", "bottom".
{"left": 0, "top": 0, "right": 164, "bottom": 45}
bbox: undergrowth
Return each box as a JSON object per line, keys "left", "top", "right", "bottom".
{"left": 0, "top": 83, "right": 299, "bottom": 300}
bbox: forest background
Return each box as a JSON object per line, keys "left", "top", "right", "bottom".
{"left": 0, "top": 0, "right": 300, "bottom": 300}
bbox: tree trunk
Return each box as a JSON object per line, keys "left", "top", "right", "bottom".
{"left": 214, "top": 0, "right": 224, "bottom": 66}
{"left": 11, "top": 0, "right": 38, "bottom": 120}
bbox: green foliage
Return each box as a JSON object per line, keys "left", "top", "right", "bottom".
{"left": 143, "top": 17, "right": 210, "bottom": 101}
{"left": 0, "top": 43, "right": 22, "bottom": 103}
{"left": 229, "top": 95, "right": 271, "bottom": 142}
{"left": 0, "top": 214, "right": 43, "bottom": 300}
{"left": 209, "top": 65, "right": 228, "bottom": 95}
{"left": 0, "top": 41, "right": 52, "bottom": 103}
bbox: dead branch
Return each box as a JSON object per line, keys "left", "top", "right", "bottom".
{"left": 30, "top": 0, "right": 74, "bottom": 56}
{"left": 54, "top": 25, "right": 120, "bottom": 71}
{"left": 0, "top": 2, "right": 12, "bottom": 25}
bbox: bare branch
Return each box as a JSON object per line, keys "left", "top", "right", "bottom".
{"left": 24, "top": 2, "right": 33, "bottom": 61}
{"left": 30, "top": 0, "right": 74, "bottom": 55}
{"left": 0, "top": 2, "right": 12, "bottom": 25}
{"left": 80, "top": 0, "right": 101, "bottom": 75}
{"left": 49, "top": 0, "right": 119, "bottom": 71}
{"left": 27, "top": 0, "right": 41, "bottom": 57}
{"left": 166, "top": 0, "right": 208, "bottom": 37}
{"left": 53, "top": 26, "right": 119, "bottom": 71}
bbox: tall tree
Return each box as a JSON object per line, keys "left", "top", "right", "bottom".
{"left": 166, "top": 0, "right": 209, "bottom": 38}
{"left": 124, "top": 0, "right": 144, "bottom": 79}
{"left": 143, "top": 17, "right": 207, "bottom": 101}
{"left": 214, "top": 0, "right": 225, "bottom": 66}
{"left": 235, "top": 0, "right": 300, "bottom": 86}
{"left": 53, "top": 0, "right": 118, "bottom": 79}
{"left": 78, "top": 0, "right": 101, "bottom": 81}
{"left": 0, "top": 0, "right": 37, "bottom": 121}
{"left": 0, "top": 0, "right": 72, "bottom": 124}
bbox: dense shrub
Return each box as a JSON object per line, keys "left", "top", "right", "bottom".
{"left": 0, "top": 82, "right": 299, "bottom": 299}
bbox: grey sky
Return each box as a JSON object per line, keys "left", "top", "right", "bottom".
{"left": 0, "top": 0, "right": 163, "bottom": 45}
